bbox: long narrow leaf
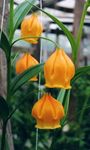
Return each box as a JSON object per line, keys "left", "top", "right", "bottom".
{"left": 42, "top": 11, "right": 77, "bottom": 62}
{"left": 0, "top": 32, "right": 11, "bottom": 59}
{"left": 8, "top": 0, "right": 36, "bottom": 39}
{"left": 57, "top": 89, "right": 66, "bottom": 104}
{"left": 44, "top": 13, "right": 76, "bottom": 60}
{"left": 72, "top": 66, "right": 90, "bottom": 84}
{"left": 11, "top": 63, "right": 44, "bottom": 95}
{"left": 76, "top": 66, "right": 90, "bottom": 74}
{"left": 61, "top": 90, "right": 70, "bottom": 125}
{"left": 0, "top": 96, "right": 9, "bottom": 121}
{"left": 14, "top": 0, "right": 36, "bottom": 31}
{"left": 27, "top": 2, "right": 77, "bottom": 62}
{"left": 64, "top": 90, "right": 71, "bottom": 115}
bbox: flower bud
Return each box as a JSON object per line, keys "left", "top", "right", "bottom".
{"left": 16, "top": 53, "right": 39, "bottom": 81}
{"left": 21, "top": 14, "right": 43, "bottom": 44}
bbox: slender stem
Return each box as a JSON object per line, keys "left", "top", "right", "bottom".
{"left": 79, "top": 97, "right": 88, "bottom": 125}
{"left": 0, "top": 48, "right": 11, "bottom": 150}
{"left": 77, "top": 97, "right": 89, "bottom": 148}
{"left": 1, "top": 121, "right": 7, "bottom": 150}
{"left": 9, "top": 0, "right": 14, "bottom": 42}
{"left": 11, "top": 36, "right": 60, "bottom": 49}
{"left": 75, "top": 1, "right": 88, "bottom": 63}
{"left": 7, "top": 56, "right": 11, "bottom": 101}
{"left": 1, "top": 52, "right": 12, "bottom": 150}
{"left": 0, "top": 1, "right": 8, "bottom": 149}
{"left": 7, "top": 6, "right": 13, "bottom": 117}
{"left": 1, "top": 43, "right": 12, "bottom": 150}
{"left": 35, "top": 128, "right": 38, "bottom": 150}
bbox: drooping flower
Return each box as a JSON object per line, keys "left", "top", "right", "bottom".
{"left": 32, "top": 93, "right": 64, "bottom": 129}
{"left": 21, "top": 14, "right": 43, "bottom": 44}
{"left": 16, "top": 53, "right": 39, "bottom": 81}
{"left": 44, "top": 48, "right": 75, "bottom": 89}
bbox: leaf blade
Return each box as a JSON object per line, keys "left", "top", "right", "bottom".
{"left": 57, "top": 89, "right": 66, "bottom": 104}
{"left": 27, "top": 3, "right": 77, "bottom": 62}
{"left": 14, "top": 0, "right": 35, "bottom": 31}
{"left": 61, "top": 90, "right": 70, "bottom": 126}
{"left": 64, "top": 90, "right": 71, "bottom": 115}
{"left": 0, "top": 32, "right": 11, "bottom": 59}
{"left": 42, "top": 11, "right": 76, "bottom": 62}
{"left": 72, "top": 66, "right": 90, "bottom": 84}
{"left": 11, "top": 63, "right": 44, "bottom": 95}
{"left": 8, "top": 0, "right": 36, "bottom": 39}
{"left": 0, "top": 96, "right": 9, "bottom": 121}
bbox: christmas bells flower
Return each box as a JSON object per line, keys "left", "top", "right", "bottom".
{"left": 32, "top": 93, "right": 64, "bottom": 129}
{"left": 44, "top": 48, "right": 75, "bottom": 89}
{"left": 21, "top": 14, "right": 43, "bottom": 44}
{"left": 16, "top": 53, "right": 39, "bottom": 81}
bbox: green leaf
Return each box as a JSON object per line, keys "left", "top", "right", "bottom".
{"left": 0, "top": 96, "right": 9, "bottom": 120}
{"left": 72, "top": 66, "right": 90, "bottom": 84}
{"left": 7, "top": 90, "right": 36, "bottom": 120}
{"left": 57, "top": 89, "right": 66, "bottom": 104}
{"left": 11, "top": 52, "right": 20, "bottom": 66}
{"left": 0, "top": 32, "right": 11, "bottom": 59}
{"left": 61, "top": 90, "right": 70, "bottom": 125}
{"left": 76, "top": 66, "right": 90, "bottom": 74}
{"left": 64, "top": 90, "right": 70, "bottom": 115}
{"left": 27, "top": 3, "right": 77, "bottom": 62}
{"left": 11, "top": 63, "right": 44, "bottom": 95}
{"left": 42, "top": 11, "right": 76, "bottom": 62}
{"left": 8, "top": 0, "right": 36, "bottom": 39}
{"left": 87, "top": 0, "right": 90, "bottom": 6}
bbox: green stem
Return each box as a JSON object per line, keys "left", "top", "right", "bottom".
{"left": 9, "top": 0, "right": 14, "bottom": 42}
{"left": 11, "top": 36, "right": 60, "bottom": 49}
{"left": 1, "top": 121, "right": 7, "bottom": 150}
{"left": 1, "top": 53, "right": 12, "bottom": 150}
{"left": 75, "top": 1, "right": 89, "bottom": 63}
{"left": 0, "top": 50, "right": 11, "bottom": 150}
{"left": 77, "top": 97, "right": 89, "bottom": 148}
{"left": 79, "top": 97, "right": 88, "bottom": 125}
{"left": 7, "top": 56, "right": 11, "bottom": 101}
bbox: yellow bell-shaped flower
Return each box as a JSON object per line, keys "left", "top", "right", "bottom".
{"left": 16, "top": 53, "right": 39, "bottom": 81}
{"left": 44, "top": 49, "right": 75, "bottom": 89}
{"left": 32, "top": 93, "right": 64, "bottom": 129}
{"left": 21, "top": 14, "right": 43, "bottom": 44}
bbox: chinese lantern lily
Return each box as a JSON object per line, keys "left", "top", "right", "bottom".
{"left": 21, "top": 14, "right": 43, "bottom": 44}
{"left": 16, "top": 53, "right": 39, "bottom": 81}
{"left": 32, "top": 93, "right": 64, "bottom": 129}
{"left": 44, "top": 49, "right": 75, "bottom": 89}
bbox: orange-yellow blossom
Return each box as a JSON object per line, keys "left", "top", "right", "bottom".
{"left": 21, "top": 14, "right": 43, "bottom": 44}
{"left": 32, "top": 93, "right": 64, "bottom": 129}
{"left": 16, "top": 53, "right": 39, "bottom": 81}
{"left": 44, "top": 49, "right": 75, "bottom": 89}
